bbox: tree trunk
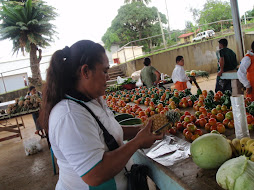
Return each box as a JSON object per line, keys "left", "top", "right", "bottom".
{"left": 29, "top": 43, "right": 42, "bottom": 90}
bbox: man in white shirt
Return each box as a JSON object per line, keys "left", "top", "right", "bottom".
{"left": 237, "top": 41, "right": 254, "bottom": 100}
{"left": 171, "top": 56, "right": 190, "bottom": 91}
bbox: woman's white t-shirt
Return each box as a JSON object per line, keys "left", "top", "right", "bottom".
{"left": 49, "top": 96, "right": 131, "bottom": 190}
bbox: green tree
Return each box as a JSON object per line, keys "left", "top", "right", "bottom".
{"left": 0, "top": 0, "right": 57, "bottom": 87}
{"left": 190, "top": 0, "right": 232, "bottom": 32}
{"left": 124, "top": 0, "right": 151, "bottom": 5}
{"left": 185, "top": 21, "right": 197, "bottom": 32}
{"left": 102, "top": 2, "right": 167, "bottom": 52}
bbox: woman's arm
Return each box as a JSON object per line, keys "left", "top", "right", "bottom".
{"left": 154, "top": 70, "right": 161, "bottom": 84}
{"left": 122, "top": 125, "right": 141, "bottom": 140}
{"left": 82, "top": 121, "right": 163, "bottom": 186}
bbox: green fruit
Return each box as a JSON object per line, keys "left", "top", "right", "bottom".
{"left": 115, "top": 113, "right": 134, "bottom": 122}
{"left": 216, "top": 156, "right": 254, "bottom": 190}
{"left": 119, "top": 118, "right": 142, "bottom": 126}
{"left": 190, "top": 133, "right": 232, "bottom": 169}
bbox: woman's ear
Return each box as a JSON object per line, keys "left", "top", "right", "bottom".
{"left": 80, "top": 64, "right": 89, "bottom": 79}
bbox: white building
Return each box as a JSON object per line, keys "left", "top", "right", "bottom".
{"left": 112, "top": 46, "right": 143, "bottom": 64}
{"left": 0, "top": 72, "right": 28, "bottom": 94}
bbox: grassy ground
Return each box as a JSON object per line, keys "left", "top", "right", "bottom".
{"left": 244, "top": 27, "right": 254, "bottom": 32}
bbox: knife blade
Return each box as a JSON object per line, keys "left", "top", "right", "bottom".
{"left": 153, "top": 122, "right": 171, "bottom": 134}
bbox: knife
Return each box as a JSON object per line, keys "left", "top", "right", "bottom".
{"left": 153, "top": 122, "right": 172, "bottom": 134}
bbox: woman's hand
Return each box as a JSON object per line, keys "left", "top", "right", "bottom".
{"left": 134, "top": 120, "right": 164, "bottom": 149}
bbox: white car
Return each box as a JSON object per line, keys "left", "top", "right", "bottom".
{"left": 192, "top": 30, "right": 215, "bottom": 42}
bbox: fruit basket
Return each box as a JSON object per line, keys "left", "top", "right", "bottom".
{"left": 122, "top": 83, "right": 136, "bottom": 90}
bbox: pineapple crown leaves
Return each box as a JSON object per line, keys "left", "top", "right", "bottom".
{"left": 165, "top": 110, "right": 180, "bottom": 124}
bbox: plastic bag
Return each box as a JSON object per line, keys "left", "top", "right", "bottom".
{"left": 131, "top": 70, "right": 141, "bottom": 81}
{"left": 23, "top": 137, "right": 42, "bottom": 156}
{"left": 136, "top": 78, "right": 143, "bottom": 87}
{"left": 230, "top": 95, "right": 250, "bottom": 139}
{"left": 187, "top": 81, "right": 192, "bottom": 89}
{"left": 117, "top": 76, "right": 127, "bottom": 85}
{"left": 143, "top": 135, "right": 190, "bottom": 166}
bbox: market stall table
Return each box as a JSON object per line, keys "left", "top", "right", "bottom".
{"left": 123, "top": 105, "right": 254, "bottom": 190}
{"left": 220, "top": 70, "right": 244, "bottom": 95}
{"left": 0, "top": 115, "right": 25, "bottom": 142}
{"left": 132, "top": 128, "right": 254, "bottom": 190}
{"left": 0, "top": 109, "right": 39, "bottom": 142}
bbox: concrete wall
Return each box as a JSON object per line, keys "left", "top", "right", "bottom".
{"left": 0, "top": 87, "right": 28, "bottom": 102}
{"left": 118, "top": 33, "right": 253, "bottom": 77}
{"left": 244, "top": 33, "right": 254, "bottom": 53}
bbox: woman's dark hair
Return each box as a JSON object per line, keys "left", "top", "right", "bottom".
{"left": 29, "top": 86, "right": 35, "bottom": 91}
{"left": 38, "top": 40, "right": 105, "bottom": 132}
{"left": 251, "top": 41, "right": 254, "bottom": 51}
{"left": 143, "top": 57, "right": 151, "bottom": 66}
{"left": 176, "top": 56, "right": 183, "bottom": 63}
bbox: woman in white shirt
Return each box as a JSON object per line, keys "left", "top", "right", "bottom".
{"left": 38, "top": 40, "right": 163, "bottom": 190}
{"left": 237, "top": 41, "right": 254, "bottom": 100}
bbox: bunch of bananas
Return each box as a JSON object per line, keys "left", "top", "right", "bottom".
{"left": 228, "top": 137, "right": 254, "bottom": 161}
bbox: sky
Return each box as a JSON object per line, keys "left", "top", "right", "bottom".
{"left": 0, "top": 0, "right": 253, "bottom": 61}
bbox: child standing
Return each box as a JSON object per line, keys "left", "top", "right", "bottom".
{"left": 171, "top": 56, "right": 189, "bottom": 91}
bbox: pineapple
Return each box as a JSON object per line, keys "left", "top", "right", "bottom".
{"left": 145, "top": 110, "right": 180, "bottom": 134}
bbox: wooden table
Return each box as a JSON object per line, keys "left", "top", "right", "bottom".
{"left": 220, "top": 70, "right": 244, "bottom": 95}
{"left": 0, "top": 109, "right": 39, "bottom": 142}
{"left": 0, "top": 115, "right": 25, "bottom": 142}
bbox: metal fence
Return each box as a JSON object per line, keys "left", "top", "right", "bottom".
{"left": 0, "top": 58, "right": 50, "bottom": 94}
{"left": 0, "top": 18, "right": 254, "bottom": 93}
{"left": 114, "top": 18, "right": 254, "bottom": 64}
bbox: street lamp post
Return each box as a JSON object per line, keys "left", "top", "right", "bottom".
{"left": 230, "top": 0, "right": 245, "bottom": 59}
{"left": 164, "top": 0, "right": 171, "bottom": 40}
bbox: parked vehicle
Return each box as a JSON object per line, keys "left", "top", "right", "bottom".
{"left": 192, "top": 30, "right": 215, "bottom": 42}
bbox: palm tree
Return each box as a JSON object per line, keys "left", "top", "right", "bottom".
{"left": 124, "top": 0, "right": 151, "bottom": 5}
{"left": 0, "top": 0, "right": 57, "bottom": 88}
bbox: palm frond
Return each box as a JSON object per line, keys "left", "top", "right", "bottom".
{"left": 25, "top": 0, "right": 32, "bottom": 20}
{"left": 16, "top": 21, "right": 26, "bottom": 27}
{"left": 27, "top": 19, "right": 38, "bottom": 25}
{"left": 0, "top": 0, "right": 58, "bottom": 53}
{"left": 2, "top": 6, "right": 18, "bottom": 21}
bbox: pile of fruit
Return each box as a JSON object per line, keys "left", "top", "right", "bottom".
{"left": 104, "top": 85, "right": 254, "bottom": 143}
{"left": 190, "top": 133, "right": 254, "bottom": 190}
{"left": 185, "top": 70, "right": 209, "bottom": 78}
{"left": 104, "top": 79, "right": 254, "bottom": 190}
{"left": 6, "top": 95, "right": 41, "bottom": 116}
{"left": 229, "top": 137, "right": 254, "bottom": 161}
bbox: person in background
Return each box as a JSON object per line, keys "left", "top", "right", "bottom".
{"left": 237, "top": 41, "right": 254, "bottom": 100}
{"left": 215, "top": 38, "right": 238, "bottom": 93}
{"left": 172, "top": 56, "right": 190, "bottom": 91}
{"left": 140, "top": 57, "right": 161, "bottom": 88}
{"left": 26, "top": 86, "right": 44, "bottom": 137}
{"left": 38, "top": 40, "right": 163, "bottom": 190}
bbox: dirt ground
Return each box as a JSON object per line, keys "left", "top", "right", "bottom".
{"left": 0, "top": 74, "right": 217, "bottom": 190}
{"left": 0, "top": 114, "right": 58, "bottom": 190}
